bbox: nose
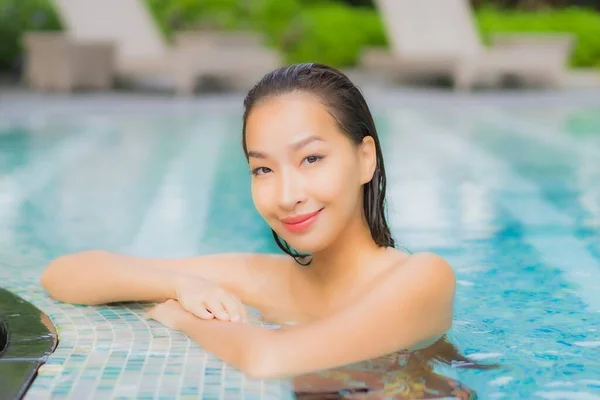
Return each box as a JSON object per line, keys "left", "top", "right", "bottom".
{"left": 277, "top": 167, "right": 307, "bottom": 211}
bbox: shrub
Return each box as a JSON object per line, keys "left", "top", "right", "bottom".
{"left": 285, "top": 3, "right": 386, "bottom": 67}
{"left": 1, "top": 0, "right": 599, "bottom": 72}
{"left": 0, "top": 0, "right": 61, "bottom": 71}
{"left": 146, "top": 0, "right": 264, "bottom": 34}
{"left": 476, "top": 5, "right": 600, "bottom": 68}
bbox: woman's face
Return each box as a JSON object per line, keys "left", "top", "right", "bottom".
{"left": 244, "top": 92, "right": 376, "bottom": 254}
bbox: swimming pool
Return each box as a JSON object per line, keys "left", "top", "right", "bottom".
{"left": 0, "top": 91, "right": 599, "bottom": 399}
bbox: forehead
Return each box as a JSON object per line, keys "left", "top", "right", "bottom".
{"left": 245, "top": 92, "right": 341, "bottom": 148}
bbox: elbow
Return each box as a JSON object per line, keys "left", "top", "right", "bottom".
{"left": 40, "top": 250, "right": 105, "bottom": 304}
{"left": 240, "top": 335, "right": 283, "bottom": 380}
{"left": 40, "top": 257, "right": 62, "bottom": 294}
{"left": 40, "top": 255, "right": 72, "bottom": 302}
{"left": 242, "top": 356, "right": 281, "bottom": 380}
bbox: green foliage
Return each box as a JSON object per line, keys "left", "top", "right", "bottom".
{"left": 476, "top": 5, "right": 600, "bottom": 68}
{"left": 285, "top": 3, "right": 386, "bottom": 67}
{"left": 249, "top": 0, "right": 302, "bottom": 48}
{"left": 1, "top": 0, "right": 599, "bottom": 72}
{"left": 146, "top": 0, "right": 260, "bottom": 34}
{"left": 145, "top": 0, "right": 303, "bottom": 51}
{"left": 0, "top": 0, "right": 62, "bottom": 70}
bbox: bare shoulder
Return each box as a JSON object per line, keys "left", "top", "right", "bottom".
{"left": 240, "top": 252, "right": 295, "bottom": 267}
{"left": 402, "top": 251, "right": 454, "bottom": 272}
{"left": 163, "top": 252, "right": 299, "bottom": 312}
{"left": 256, "top": 251, "right": 458, "bottom": 376}
{"left": 229, "top": 253, "right": 301, "bottom": 312}
{"left": 238, "top": 252, "right": 297, "bottom": 276}
{"left": 393, "top": 251, "right": 456, "bottom": 295}
{"left": 194, "top": 251, "right": 296, "bottom": 285}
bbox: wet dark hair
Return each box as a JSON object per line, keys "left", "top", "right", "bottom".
{"left": 242, "top": 63, "right": 396, "bottom": 265}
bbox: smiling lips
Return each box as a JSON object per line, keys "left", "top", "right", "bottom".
{"left": 281, "top": 209, "right": 322, "bottom": 233}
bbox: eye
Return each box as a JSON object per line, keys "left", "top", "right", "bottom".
{"left": 303, "top": 155, "right": 323, "bottom": 165}
{"left": 251, "top": 166, "right": 272, "bottom": 176}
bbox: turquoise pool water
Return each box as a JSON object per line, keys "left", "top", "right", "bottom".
{"left": 1, "top": 98, "right": 599, "bottom": 399}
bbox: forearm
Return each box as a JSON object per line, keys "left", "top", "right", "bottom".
{"left": 40, "top": 250, "right": 177, "bottom": 305}
{"left": 178, "top": 316, "right": 278, "bottom": 378}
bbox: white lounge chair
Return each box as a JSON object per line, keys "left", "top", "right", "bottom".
{"left": 359, "top": 0, "right": 575, "bottom": 89}
{"left": 23, "top": 0, "right": 282, "bottom": 94}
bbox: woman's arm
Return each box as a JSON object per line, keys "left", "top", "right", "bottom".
{"left": 256, "top": 252, "right": 456, "bottom": 377}
{"left": 153, "top": 252, "right": 456, "bottom": 379}
{"left": 40, "top": 250, "right": 285, "bottom": 306}
{"left": 40, "top": 250, "right": 178, "bottom": 305}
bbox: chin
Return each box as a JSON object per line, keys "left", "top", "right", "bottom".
{"left": 279, "top": 232, "right": 332, "bottom": 255}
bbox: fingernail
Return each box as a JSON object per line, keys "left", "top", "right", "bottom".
{"left": 231, "top": 315, "right": 240, "bottom": 322}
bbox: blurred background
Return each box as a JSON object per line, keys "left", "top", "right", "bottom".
{"left": 1, "top": 0, "right": 600, "bottom": 93}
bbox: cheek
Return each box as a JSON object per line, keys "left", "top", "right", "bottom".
{"left": 251, "top": 180, "right": 274, "bottom": 218}
{"left": 312, "top": 157, "right": 362, "bottom": 203}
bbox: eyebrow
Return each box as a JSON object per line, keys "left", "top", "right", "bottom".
{"left": 247, "top": 135, "right": 324, "bottom": 159}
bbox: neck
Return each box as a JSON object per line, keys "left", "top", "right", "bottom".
{"left": 307, "top": 209, "right": 385, "bottom": 294}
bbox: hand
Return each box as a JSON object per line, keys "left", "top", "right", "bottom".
{"left": 174, "top": 275, "right": 248, "bottom": 323}
{"left": 144, "top": 299, "right": 192, "bottom": 330}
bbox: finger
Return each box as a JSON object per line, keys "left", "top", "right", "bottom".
{"left": 179, "top": 299, "right": 214, "bottom": 320}
{"left": 231, "top": 295, "right": 249, "bottom": 323}
{"left": 226, "top": 293, "right": 248, "bottom": 323}
{"left": 221, "top": 295, "right": 242, "bottom": 322}
{"left": 192, "top": 306, "right": 215, "bottom": 320}
{"left": 240, "top": 305, "right": 249, "bottom": 323}
{"left": 204, "top": 301, "right": 229, "bottom": 321}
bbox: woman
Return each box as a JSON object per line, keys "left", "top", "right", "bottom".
{"left": 41, "top": 64, "right": 482, "bottom": 396}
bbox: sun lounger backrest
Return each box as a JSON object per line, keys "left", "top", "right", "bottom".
{"left": 52, "top": 0, "right": 168, "bottom": 61}
{"left": 374, "top": 0, "right": 483, "bottom": 57}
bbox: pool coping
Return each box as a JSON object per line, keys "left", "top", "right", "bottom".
{"left": 0, "top": 288, "right": 58, "bottom": 400}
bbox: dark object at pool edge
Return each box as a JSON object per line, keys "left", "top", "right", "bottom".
{"left": 0, "top": 288, "right": 58, "bottom": 400}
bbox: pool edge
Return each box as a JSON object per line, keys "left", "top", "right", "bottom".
{"left": 0, "top": 287, "right": 58, "bottom": 400}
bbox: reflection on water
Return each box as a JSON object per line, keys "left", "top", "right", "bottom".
{"left": 291, "top": 336, "right": 495, "bottom": 399}
{"left": 1, "top": 103, "right": 600, "bottom": 398}
{"left": 255, "top": 313, "right": 493, "bottom": 399}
